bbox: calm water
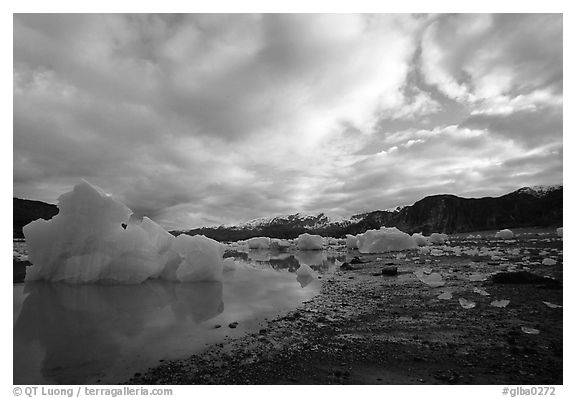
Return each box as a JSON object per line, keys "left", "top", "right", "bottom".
{"left": 13, "top": 251, "right": 345, "bottom": 385}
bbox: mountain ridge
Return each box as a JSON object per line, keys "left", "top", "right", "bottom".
{"left": 175, "top": 185, "right": 562, "bottom": 241}
{"left": 13, "top": 185, "right": 563, "bottom": 240}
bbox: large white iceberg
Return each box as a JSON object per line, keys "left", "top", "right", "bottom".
{"left": 23, "top": 181, "right": 224, "bottom": 284}
{"left": 296, "top": 233, "right": 324, "bottom": 250}
{"left": 356, "top": 227, "right": 417, "bottom": 253}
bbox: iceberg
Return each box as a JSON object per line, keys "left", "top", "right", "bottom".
{"left": 167, "top": 234, "right": 224, "bottom": 282}
{"left": 222, "top": 257, "right": 237, "bottom": 272}
{"left": 23, "top": 181, "right": 225, "bottom": 284}
{"left": 246, "top": 237, "right": 271, "bottom": 250}
{"left": 345, "top": 234, "right": 359, "bottom": 249}
{"left": 429, "top": 233, "right": 447, "bottom": 244}
{"left": 270, "top": 238, "right": 291, "bottom": 251}
{"left": 412, "top": 233, "right": 429, "bottom": 247}
{"left": 357, "top": 227, "right": 417, "bottom": 253}
{"left": 296, "top": 233, "right": 324, "bottom": 250}
{"left": 556, "top": 227, "right": 563, "bottom": 238}
{"left": 495, "top": 229, "right": 514, "bottom": 239}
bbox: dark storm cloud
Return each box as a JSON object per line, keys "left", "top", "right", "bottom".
{"left": 13, "top": 14, "right": 562, "bottom": 228}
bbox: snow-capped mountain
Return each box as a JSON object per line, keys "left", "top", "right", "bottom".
{"left": 221, "top": 212, "right": 352, "bottom": 230}
{"left": 515, "top": 185, "right": 562, "bottom": 198}
{"left": 175, "top": 185, "right": 562, "bottom": 241}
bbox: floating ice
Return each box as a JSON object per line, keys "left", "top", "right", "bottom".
{"left": 270, "top": 238, "right": 291, "bottom": 251}
{"left": 556, "top": 227, "right": 563, "bottom": 238}
{"left": 346, "top": 234, "right": 359, "bottom": 249}
{"left": 167, "top": 234, "right": 224, "bottom": 282}
{"left": 495, "top": 229, "right": 514, "bottom": 239}
{"left": 429, "top": 233, "right": 448, "bottom": 244}
{"left": 247, "top": 237, "right": 271, "bottom": 250}
{"left": 23, "top": 181, "right": 225, "bottom": 284}
{"left": 542, "top": 258, "right": 557, "bottom": 266}
{"left": 412, "top": 233, "right": 430, "bottom": 246}
{"left": 296, "top": 233, "right": 324, "bottom": 250}
{"left": 357, "top": 227, "right": 417, "bottom": 253}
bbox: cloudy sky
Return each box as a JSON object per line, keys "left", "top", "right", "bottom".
{"left": 13, "top": 13, "right": 563, "bottom": 229}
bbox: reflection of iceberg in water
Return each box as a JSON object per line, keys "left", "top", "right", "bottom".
{"left": 226, "top": 249, "right": 347, "bottom": 273}
{"left": 296, "top": 250, "right": 326, "bottom": 266}
{"left": 269, "top": 255, "right": 299, "bottom": 272}
{"left": 296, "top": 274, "right": 315, "bottom": 288}
{"left": 13, "top": 281, "right": 222, "bottom": 384}
{"left": 247, "top": 250, "right": 271, "bottom": 262}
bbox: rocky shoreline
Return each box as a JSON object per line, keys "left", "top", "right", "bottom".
{"left": 128, "top": 231, "right": 563, "bottom": 385}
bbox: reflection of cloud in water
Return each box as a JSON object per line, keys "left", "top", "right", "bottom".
{"left": 14, "top": 267, "right": 321, "bottom": 385}
{"left": 14, "top": 281, "right": 222, "bottom": 384}
{"left": 221, "top": 267, "right": 319, "bottom": 322}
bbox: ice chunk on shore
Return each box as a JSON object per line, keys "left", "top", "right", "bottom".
{"left": 414, "top": 269, "right": 445, "bottom": 287}
{"left": 490, "top": 299, "right": 510, "bottom": 308}
{"left": 357, "top": 227, "right": 417, "bottom": 253}
{"left": 429, "top": 233, "right": 448, "bottom": 244}
{"left": 542, "top": 258, "right": 557, "bottom": 266}
{"left": 458, "top": 298, "right": 476, "bottom": 309}
{"left": 346, "top": 234, "right": 359, "bottom": 249}
{"left": 412, "top": 233, "right": 430, "bottom": 246}
{"left": 495, "top": 229, "right": 514, "bottom": 239}
{"left": 246, "top": 237, "right": 271, "bottom": 250}
{"left": 23, "top": 181, "right": 225, "bottom": 284}
{"left": 296, "top": 233, "right": 324, "bottom": 250}
{"left": 438, "top": 291, "right": 452, "bottom": 300}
